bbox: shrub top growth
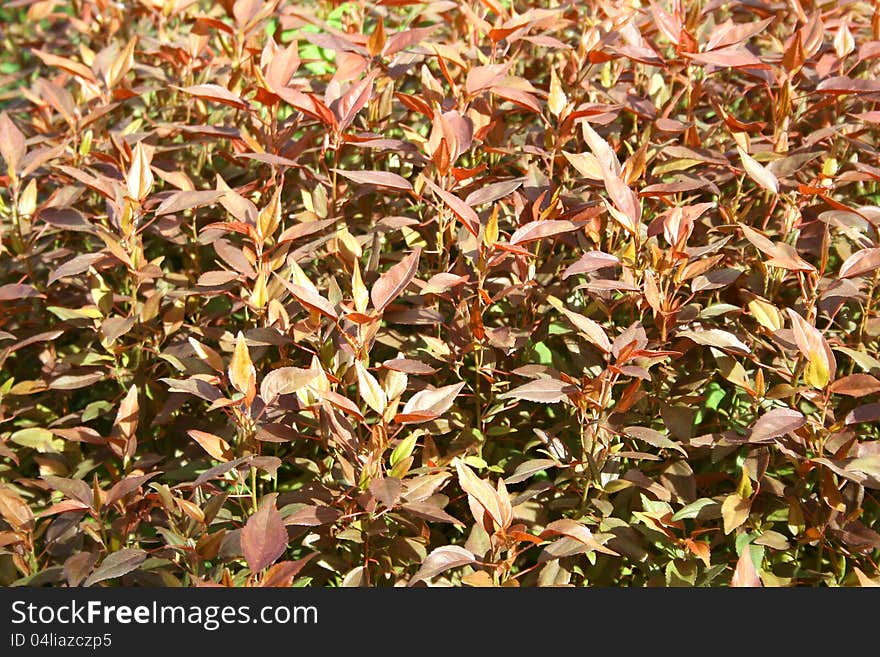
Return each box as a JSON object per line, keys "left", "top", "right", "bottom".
{"left": 0, "top": 0, "right": 879, "bottom": 587}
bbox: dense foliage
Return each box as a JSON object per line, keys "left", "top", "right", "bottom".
{"left": 1, "top": 0, "right": 879, "bottom": 587}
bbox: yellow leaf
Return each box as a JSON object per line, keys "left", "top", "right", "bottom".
{"left": 355, "top": 361, "right": 386, "bottom": 414}
{"left": 352, "top": 262, "right": 369, "bottom": 314}
{"left": 187, "top": 337, "right": 224, "bottom": 372}
{"left": 786, "top": 309, "right": 835, "bottom": 389}
{"left": 834, "top": 23, "right": 854, "bottom": 58}
{"left": 748, "top": 297, "right": 783, "bottom": 332}
{"left": 18, "top": 178, "right": 37, "bottom": 216}
{"left": 127, "top": 141, "right": 154, "bottom": 201}
{"left": 804, "top": 354, "right": 831, "bottom": 389}
{"left": 107, "top": 36, "right": 137, "bottom": 89}
{"left": 258, "top": 187, "right": 281, "bottom": 240}
{"left": 548, "top": 67, "right": 567, "bottom": 118}
{"left": 384, "top": 368, "right": 408, "bottom": 402}
{"left": 251, "top": 271, "right": 268, "bottom": 308}
{"left": 267, "top": 298, "right": 289, "bottom": 329}
{"left": 335, "top": 226, "right": 362, "bottom": 262}
{"left": 289, "top": 260, "right": 320, "bottom": 298}
{"left": 561, "top": 151, "right": 602, "bottom": 180}
{"left": 736, "top": 466, "right": 753, "bottom": 498}
{"left": 483, "top": 205, "right": 499, "bottom": 247}
{"left": 229, "top": 331, "right": 256, "bottom": 401}
{"left": 721, "top": 493, "right": 751, "bottom": 535}
{"left": 822, "top": 157, "right": 838, "bottom": 178}
{"left": 297, "top": 355, "right": 328, "bottom": 407}
{"left": 737, "top": 146, "right": 778, "bottom": 194}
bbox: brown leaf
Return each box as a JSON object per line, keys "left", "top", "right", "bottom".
{"left": 509, "top": 220, "right": 580, "bottom": 245}
{"left": 0, "top": 113, "right": 26, "bottom": 177}
{"left": 464, "top": 178, "right": 523, "bottom": 206}
{"left": 839, "top": 248, "right": 880, "bottom": 279}
{"left": 408, "top": 545, "right": 475, "bottom": 586}
{"left": 177, "top": 84, "right": 249, "bottom": 110}
{"left": 370, "top": 247, "right": 421, "bottom": 312}
{"left": 845, "top": 402, "right": 880, "bottom": 425}
{"left": 721, "top": 494, "right": 751, "bottom": 535}
{"left": 0, "top": 284, "right": 43, "bottom": 301}
{"left": 260, "top": 367, "right": 316, "bottom": 405}
{"left": 154, "top": 190, "right": 224, "bottom": 216}
{"left": 554, "top": 303, "right": 611, "bottom": 353}
{"left": 0, "top": 486, "right": 34, "bottom": 532}
{"left": 686, "top": 47, "right": 763, "bottom": 68}
{"left": 105, "top": 473, "right": 160, "bottom": 507}
{"left": 274, "top": 275, "right": 339, "bottom": 320}
{"left": 830, "top": 374, "right": 880, "bottom": 397}
{"left": 83, "top": 548, "right": 147, "bottom": 587}
{"left": 423, "top": 179, "right": 480, "bottom": 238}
{"left": 401, "top": 382, "right": 465, "bottom": 418}
{"left": 563, "top": 251, "right": 620, "bottom": 278}
{"left": 241, "top": 494, "right": 288, "bottom": 573}
{"left": 540, "top": 519, "right": 618, "bottom": 555}
{"left": 260, "top": 555, "right": 315, "bottom": 587}
{"left": 31, "top": 49, "right": 97, "bottom": 83}
{"left": 369, "top": 477, "right": 402, "bottom": 508}
{"left": 382, "top": 358, "right": 437, "bottom": 375}
{"left": 332, "top": 168, "right": 412, "bottom": 191}
{"left": 63, "top": 552, "right": 99, "bottom": 587}
{"left": 816, "top": 76, "right": 880, "bottom": 94}
{"left": 43, "top": 475, "right": 94, "bottom": 509}
{"left": 196, "top": 270, "right": 241, "bottom": 287}
{"left": 110, "top": 386, "right": 139, "bottom": 461}
{"left": 749, "top": 408, "right": 806, "bottom": 443}
{"left": 499, "top": 378, "right": 577, "bottom": 403}
{"left": 455, "top": 460, "right": 505, "bottom": 532}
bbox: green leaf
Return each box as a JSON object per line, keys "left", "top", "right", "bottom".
{"left": 671, "top": 498, "right": 720, "bottom": 522}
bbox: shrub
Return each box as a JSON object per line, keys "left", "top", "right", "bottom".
{"left": 0, "top": 0, "right": 879, "bottom": 587}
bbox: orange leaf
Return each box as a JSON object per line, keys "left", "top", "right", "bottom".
{"left": 188, "top": 430, "right": 233, "bottom": 462}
